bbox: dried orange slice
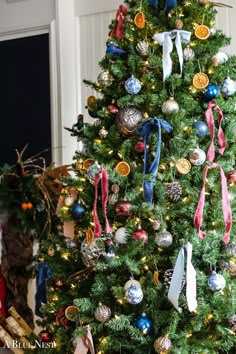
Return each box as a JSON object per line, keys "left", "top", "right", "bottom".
{"left": 87, "top": 95, "right": 96, "bottom": 110}
{"left": 116, "top": 161, "right": 131, "bottom": 176}
{"left": 65, "top": 306, "right": 79, "bottom": 321}
{"left": 153, "top": 270, "right": 159, "bottom": 286}
{"left": 83, "top": 159, "right": 95, "bottom": 170}
{"left": 175, "top": 158, "right": 191, "bottom": 175}
{"left": 86, "top": 227, "right": 94, "bottom": 244}
{"left": 134, "top": 12, "right": 146, "bottom": 29}
{"left": 192, "top": 72, "right": 209, "bottom": 89}
{"left": 195, "top": 25, "right": 210, "bottom": 40}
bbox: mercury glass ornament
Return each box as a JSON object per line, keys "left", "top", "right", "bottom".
{"left": 221, "top": 77, "right": 236, "bottom": 96}
{"left": 99, "top": 127, "right": 108, "bottom": 139}
{"left": 189, "top": 148, "right": 206, "bottom": 166}
{"left": 183, "top": 45, "right": 195, "bottom": 61}
{"left": 208, "top": 271, "right": 226, "bottom": 292}
{"left": 80, "top": 239, "right": 105, "bottom": 267}
{"left": 154, "top": 336, "right": 173, "bottom": 353}
{"left": 97, "top": 71, "right": 113, "bottom": 86}
{"left": 136, "top": 40, "right": 150, "bottom": 56}
{"left": 94, "top": 303, "right": 111, "bottom": 322}
{"left": 162, "top": 97, "right": 179, "bottom": 115}
{"left": 115, "top": 106, "right": 144, "bottom": 137}
{"left": 125, "top": 284, "right": 143, "bottom": 304}
{"left": 155, "top": 230, "right": 173, "bottom": 248}
{"left": 114, "top": 227, "right": 128, "bottom": 244}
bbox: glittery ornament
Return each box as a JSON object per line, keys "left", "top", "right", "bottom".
{"left": 115, "top": 106, "right": 144, "bottom": 137}
{"left": 192, "top": 121, "right": 209, "bottom": 137}
{"left": 114, "top": 227, "right": 128, "bottom": 244}
{"left": 175, "top": 19, "right": 183, "bottom": 29}
{"left": 136, "top": 40, "right": 150, "bottom": 56}
{"left": 64, "top": 196, "right": 74, "bottom": 207}
{"left": 109, "top": 193, "right": 119, "bottom": 205}
{"left": 162, "top": 97, "right": 179, "bottom": 115}
{"left": 203, "top": 83, "right": 220, "bottom": 101}
{"left": 125, "top": 284, "right": 143, "bottom": 304}
{"left": 228, "top": 314, "right": 236, "bottom": 332}
{"left": 80, "top": 239, "right": 105, "bottom": 267}
{"left": 154, "top": 336, "right": 173, "bottom": 353}
{"left": 124, "top": 278, "right": 141, "bottom": 291}
{"left": 221, "top": 77, "right": 236, "bottom": 96}
{"left": 116, "top": 200, "right": 132, "bottom": 217}
{"left": 108, "top": 104, "right": 119, "bottom": 114}
{"left": 155, "top": 230, "right": 173, "bottom": 248}
{"left": 99, "top": 127, "right": 108, "bottom": 139}
{"left": 125, "top": 75, "right": 142, "bottom": 94}
{"left": 65, "top": 238, "right": 77, "bottom": 250}
{"left": 134, "top": 313, "right": 153, "bottom": 335}
{"left": 183, "top": 46, "right": 195, "bottom": 61}
{"left": 94, "top": 303, "right": 111, "bottom": 322}
{"left": 97, "top": 71, "right": 113, "bottom": 86}
{"left": 166, "top": 181, "right": 182, "bottom": 201}
{"left": 132, "top": 227, "right": 148, "bottom": 243}
{"left": 189, "top": 148, "right": 206, "bottom": 166}
{"left": 208, "top": 271, "right": 226, "bottom": 291}
{"left": 111, "top": 184, "right": 120, "bottom": 194}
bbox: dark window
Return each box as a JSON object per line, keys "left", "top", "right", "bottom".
{"left": 0, "top": 34, "right": 51, "bottom": 166}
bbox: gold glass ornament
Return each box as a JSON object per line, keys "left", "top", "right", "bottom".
{"left": 154, "top": 336, "right": 173, "bottom": 353}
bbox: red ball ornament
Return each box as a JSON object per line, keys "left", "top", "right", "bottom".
{"left": 108, "top": 104, "right": 119, "bottom": 114}
{"left": 38, "top": 330, "right": 53, "bottom": 343}
{"left": 226, "top": 171, "right": 236, "bottom": 185}
{"left": 116, "top": 200, "right": 132, "bottom": 217}
{"left": 132, "top": 228, "right": 148, "bottom": 243}
{"left": 135, "top": 141, "right": 149, "bottom": 153}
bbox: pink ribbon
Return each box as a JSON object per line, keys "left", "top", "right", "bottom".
{"left": 110, "top": 4, "right": 127, "bottom": 39}
{"left": 194, "top": 163, "right": 232, "bottom": 244}
{"left": 205, "top": 101, "right": 227, "bottom": 162}
{"left": 93, "top": 168, "right": 112, "bottom": 238}
{"left": 74, "top": 326, "right": 95, "bottom": 354}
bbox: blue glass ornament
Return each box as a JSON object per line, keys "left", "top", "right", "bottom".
{"left": 192, "top": 121, "right": 209, "bottom": 138}
{"left": 134, "top": 313, "right": 153, "bottom": 335}
{"left": 125, "top": 284, "right": 143, "bottom": 304}
{"left": 71, "top": 203, "right": 86, "bottom": 220}
{"left": 208, "top": 271, "right": 226, "bottom": 292}
{"left": 203, "top": 83, "right": 220, "bottom": 102}
{"left": 221, "top": 77, "right": 236, "bottom": 97}
{"left": 125, "top": 76, "right": 141, "bottom": 95}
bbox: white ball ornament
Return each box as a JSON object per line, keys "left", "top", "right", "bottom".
{"left": 124, "top": 278, "right": 141, "bottom": 291}
{"left": 189, "top": 148, "right": 206, "bottom": 166}
{"left": 212, "top": 52, "right": 228, "bottom": 65}
{"left": 208, "top": 271, "right": 226, "bottom": 292}
{"left": 114, "top": 227, "right": 128, "bottom": 244}
{"left": 221, "top": 77, "right": 236, "bottom": 97}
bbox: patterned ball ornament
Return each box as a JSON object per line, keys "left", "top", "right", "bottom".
{"left": 208, "top": 271, "right": 226, "bottom": 291}
{"left": 189, "top": 148, "right": 206, "bottom": 166}
{"left": 192, "top": 121, "right": 209, "bottom": 137}
{"left": 116, "top": 200, "right": 132, "bottom": 217}
{"left": 97, "top": 71, "right": 113, "bottom": 86}
{"left": 203, "top": 83, "right": 220, "bottom": 102}
{"left": 71, "top": 203, "right": 86, "bottom": 220}
{"left": 114, "top": 227, "right": 128, "bottom": 244}
{"left": 124, "top": 279, "right": 141, "bottom": 291}
{"left": 125, "top": 75, "right": 142, "bottom": 94}
{"left": 94, "top": 303, "right": 111, "bottom": 323}
{"left": 125, "top": 284, "right": 143, "bottom": 304}
{"left": 134, "top": 313, "right": 153, "bottom": 335}
{"left": 162, "top": 97, "right": 179, "bottom": 115}
{"left": 115, "top": 106, "right": 144, "bottom": 137}
{"left": 221, "top": 77, "right": 236, "bottom": 97}
{"left": 154, "top": 336, "right": 173, "bottom": 353}
{"left": 155, "top": 230, "right": 173, "bottom": 248}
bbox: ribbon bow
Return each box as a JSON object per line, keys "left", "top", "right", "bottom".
{"left": 35, "top": 262, "right": 52, "bottom": 317}
{"left": 110, "top": 4, "right": 127, "bottom": 39}
{"left": 205, "top": 101, "right": 227, "bottom": 162}
{"left": 168, "top": 242, "right": 197, "bottom": 313}
{"left": 93, "top": 168, "right": 112, "bottom": 237}
{"left": 153, "top": 30, "right": 191, "bottom": 81}
{"left": 137, "top": 118, "right": 173, "bottom": 203}
{"left": 194, "top": 163, "right": 232, "bottom": 244}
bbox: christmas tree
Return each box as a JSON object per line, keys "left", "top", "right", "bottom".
{"left": 32, "top": 0, "right": 236, "bottom": 353}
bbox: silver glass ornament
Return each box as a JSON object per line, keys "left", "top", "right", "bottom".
{"left": 208, "top": 271, "right": 226, "bottom": 291}
{"left": 99, "top": 127, "right": 108, "bottom": 138}
{"left": 183, "top": 46, "right": 195, "bottom": 61}
{"left": 155, "top": 230, "right": 173, "bottom": 248}
{"left": 162, "top": 97, "right": 179, "bottom": 115}
{"left": 115, "top": 106, "right": 144, "bottom": 137}
{"left": 97, "top": 71, "right": 113, "bottom": 86}
{"left": 94, "top": 303, "right": 111, "bottom": 322}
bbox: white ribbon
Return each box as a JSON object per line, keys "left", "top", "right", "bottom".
{"left": 153, "top": 30, "right": 191, "bottom": 81}
{"left": 168, "top": 242, "right": 197, "bottom": 313}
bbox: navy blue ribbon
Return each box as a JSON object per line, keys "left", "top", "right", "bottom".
{"left": 136, "top": 118, "right": 172, "bottom": 203}
{"left": 35, "top": 262, "right": 52, "bottom": 318}
{"left": 164, "top": 0, "right": 177, "bottom": 15}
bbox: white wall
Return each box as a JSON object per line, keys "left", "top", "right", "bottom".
{"left": 216, "top": 0, "right": 236, "bottom": 54}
